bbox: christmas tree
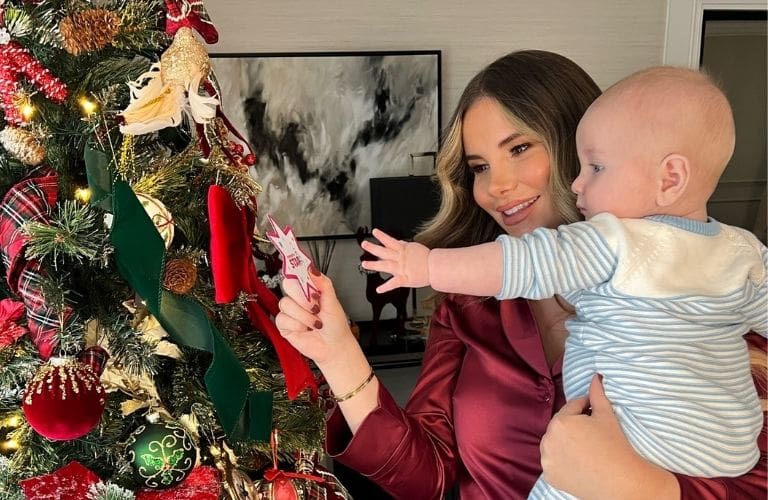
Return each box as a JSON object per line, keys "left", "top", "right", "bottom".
{"left": 0, "top": 1, "right": 347, "bottom": 498}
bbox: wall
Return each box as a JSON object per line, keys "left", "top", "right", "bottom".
{"left": 206, "top": 0, "right": 668, "bottom": 320}
{"left": 701, "top": 20, "right": 767, "bottom": 241}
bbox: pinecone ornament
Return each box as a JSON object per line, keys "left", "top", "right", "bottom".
{"left": 59, "top": 9, "right": 120, "bottom": 56}
{"left": 0, "top": 126, "right": 45, "bottom": 165}
{"left": 163, "top": 258, "right": 197, "bottom": 295}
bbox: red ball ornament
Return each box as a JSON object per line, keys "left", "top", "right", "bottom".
{"left": 243, "top": 153, "right": 256, "bottom": 166}
{"left": 22, "top": 358, "right": 106, "bottom": 440}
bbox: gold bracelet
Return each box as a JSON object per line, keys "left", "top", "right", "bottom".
{"left": 333, "top": 369, "right": 375, "bottom": 403}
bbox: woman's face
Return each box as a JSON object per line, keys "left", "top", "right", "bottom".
{"left": 463, "top": 97, "right": 563, "bottom": 237}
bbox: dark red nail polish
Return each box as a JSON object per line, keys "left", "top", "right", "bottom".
{"left": 311, "top": 304, "right": 320, "bottom": 314}
{"left": 309, "top": 264, "right": 321, "bottom": 276}
{"left": 314, "top": 320, "right": 323, "bottom": 329}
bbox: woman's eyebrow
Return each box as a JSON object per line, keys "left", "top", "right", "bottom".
{"left": 465, "top": 133, "right": 523, "bottom": 161}
{"left": 498, "top": 133, "right": 523, "bottom": 148}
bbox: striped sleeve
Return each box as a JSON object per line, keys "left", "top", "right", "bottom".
{"left": 495, "top": 214, "right": 620, "bottom": 300}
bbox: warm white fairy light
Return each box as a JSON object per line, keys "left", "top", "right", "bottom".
{"left": 0, "top": 439, "right": 18, "bottom": 453}
{"left": 78, "top": 96, "right": 98, "bottom": 117}
{"left": 74, "top": 187, "right": 92, "bottom": 204}
{"left": 2, "top": 416, "right": 21, "bottom": 428}
{"left": 19, "top": 100, "right": 35, "bottom": 121}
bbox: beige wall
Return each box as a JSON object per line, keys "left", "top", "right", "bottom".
{"left": 206, "top": 0, "right": 669, "bottom": 320}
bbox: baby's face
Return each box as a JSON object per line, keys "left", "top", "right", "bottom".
{"left": 572, "top": 100, "right": 660, "bottom": 220}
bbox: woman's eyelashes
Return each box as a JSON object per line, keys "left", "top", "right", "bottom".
{"left": 591, "top": 163, "right": 604, "bottom": 173}
{"left": 510, "top": 143, "right": 530, "bottom": 156}
{"left": 466, "top": 142, "right": 532, "bottom": 174}
{"left": 468, "top": 162, "right": 488, "bottom": 174}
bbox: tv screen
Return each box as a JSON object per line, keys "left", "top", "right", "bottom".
{"left": 369, "top": 176, "right": 441, "bottom": 240}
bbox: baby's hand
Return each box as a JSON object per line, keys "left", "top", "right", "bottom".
{"left": 360, "top": 228, "right": 430, "bottom": 293}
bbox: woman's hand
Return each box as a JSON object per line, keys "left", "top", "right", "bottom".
{"left": 275, "top": 269, "right": 356, "bottom": 368}
{"left": 540, "top": 374, "right": 679, "bottom": 500}
{"left": 276, "top": 269, "right": 380, "bottom": 433}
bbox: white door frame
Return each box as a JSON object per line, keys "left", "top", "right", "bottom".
{"left": 663, "top": 0, "right": 766, "bottom": 67}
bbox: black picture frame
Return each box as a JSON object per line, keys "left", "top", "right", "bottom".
{"left": 210, "top": 50, "right": 442, "bottom": 238}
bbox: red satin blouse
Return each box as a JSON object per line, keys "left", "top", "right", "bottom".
{"left": 327, "top": 296, "right": 767, "bottom": 499}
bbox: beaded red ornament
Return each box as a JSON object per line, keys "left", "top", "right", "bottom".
{"left": 22, "top": 358, "right": 107, "bottom": 440}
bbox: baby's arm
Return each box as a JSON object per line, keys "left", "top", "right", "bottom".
{"left": 360, "top": 228, "right": 504, "bottom": 295}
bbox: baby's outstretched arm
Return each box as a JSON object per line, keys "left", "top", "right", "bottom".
{"left": 360, "top": 228, "right": 504, "bottom": 296}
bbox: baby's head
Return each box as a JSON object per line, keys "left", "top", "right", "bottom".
{"left": 573, "top": 66, "right": 735, "bottom": 220}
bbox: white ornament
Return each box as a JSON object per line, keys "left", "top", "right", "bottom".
{"left": 136, "top": 193, "right": 175, "bottom": 249}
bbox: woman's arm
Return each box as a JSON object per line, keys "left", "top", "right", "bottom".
{"left": 276, "top": 273, "right": 466, "bottom": 499}
{"left": 541, "top": 332, "right": 767, "bottom": 500}
{"left": 276, "top": 271, "right": 377, "bottom": 432}
{"left": 327, "top": 306, "right": 465, "bottom": 498}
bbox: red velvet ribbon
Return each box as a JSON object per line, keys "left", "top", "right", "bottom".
{"left": 208, "top": 185, "right": 317, "bottom": 399}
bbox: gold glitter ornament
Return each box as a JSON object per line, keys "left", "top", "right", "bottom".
{"left": 160, "top": 27, "right": 211, "bottom": 88}
{"left": 119, "top": 27, "right": 218, "bottom": 135}
{"left": 0, "top": 126, "right": 45, "bottom": 166}
{"left": 163, "top": 257, "right": 198, "bottom": 294}
{"left": 22, "top": 358, "right": 107, "bottom": 440}
{"left": 59, "top": 8, "right": 120, "bottom": 56}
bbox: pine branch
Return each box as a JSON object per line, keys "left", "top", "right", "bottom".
{"left": 0, "top": 456, "right": 24, "bottom": 500}
{"left": 54, "top": 315, "right": 87, "bottom": 357}
{"left": 0, "top": 341, "right": 40, "bottom": 413}
{"left": 104, "top": 316, "right": 160, "bottom": 378}
{"left": 7, "top": 424, "right": 60, "bottom": 481}
{"left": 131, "top": 143, "right": 198, "bottom": 197}
{"left": 37, "top": 273, "right": 79, "bottom": 324}
{"left": 23, "top": 201, "right": 104, "bottom": 268}
{"left": 2, "top": 6, "right": 34, "bottom": 40}
{"left": 87, "top": 482, "right": 136, "bottom": 500}
{"left": 114, "top": 0, "right": 168, "bottom": 53}
{"left": 0, "top": 156, "right": 27, "bottom": 199}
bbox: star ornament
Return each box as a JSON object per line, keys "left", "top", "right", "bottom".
{"left": 265, "top": 215, "right": 318, "bottom": 301}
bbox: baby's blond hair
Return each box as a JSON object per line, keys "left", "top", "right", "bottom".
{"left": 602, "top": 66, "right": 735, "bottom": 196}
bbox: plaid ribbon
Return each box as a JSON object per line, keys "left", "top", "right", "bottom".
{"left": 0, "top": 171, "right": 70, "bottom": 359}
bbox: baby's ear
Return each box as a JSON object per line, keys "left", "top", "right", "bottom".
{"left": 656, "top": 153, "right": 690, "bottom": 207}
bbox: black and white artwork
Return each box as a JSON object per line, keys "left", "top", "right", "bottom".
{"left": 210, "top": 51, "right": 441, "bottom": 237}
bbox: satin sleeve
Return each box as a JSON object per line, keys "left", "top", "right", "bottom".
{"left": 675, "top": 332, "right": 767, "bottom": 499}
{"left": 326, "top": 299, "right": 466, "bottom": 500}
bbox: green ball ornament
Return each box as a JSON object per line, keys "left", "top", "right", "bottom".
{"left": 126, "top": 421, "right": 196, "bottom": 489}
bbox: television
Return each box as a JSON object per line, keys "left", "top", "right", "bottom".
{"left": 369, "top": 175, "right": 441, "bottom": 240}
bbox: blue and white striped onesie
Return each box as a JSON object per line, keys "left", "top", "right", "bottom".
{"left": 494, "top": 213, "right": 767, "bottom": 500}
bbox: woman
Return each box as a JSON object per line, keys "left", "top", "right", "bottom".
{"left": 276, "top": 50, "right": 767, "bottom": 499}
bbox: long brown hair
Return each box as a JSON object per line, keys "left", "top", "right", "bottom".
{"left": 416, "top": 50, "right": 600, "bottom": 250}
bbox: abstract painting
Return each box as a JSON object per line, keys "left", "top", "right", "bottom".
{"left": 210, "top": 51, "right": 441, "bottom": 237}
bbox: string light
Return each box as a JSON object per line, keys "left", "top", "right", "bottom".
{"left": 0, "top": 415, "right": 22, "bottom": 456}
{"left": 74, "top": 187, "right": 92, "bottom": 204}
{"left": 0, "top": 439, "right": 18, "bottom": 454}
{"left": 16, "top": 94, "right": 36, "bottom": 121}
{"left": 2, "top": 416, "right": 21, "bottom": 428}
{"left": 78, "top": 96, "right": 98, "bottom": 117}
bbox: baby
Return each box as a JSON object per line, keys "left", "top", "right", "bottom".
{"left": 361, "top": 66, "right": 767, "bottom": 499}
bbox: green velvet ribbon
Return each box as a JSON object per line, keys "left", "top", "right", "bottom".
{"left": 85, "top": 145, "right": 271, "bottom": 441}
